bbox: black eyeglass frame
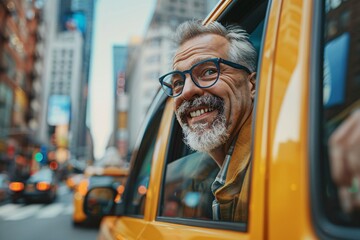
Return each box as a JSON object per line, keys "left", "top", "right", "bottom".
{"left": 158, "top": 58, "right": 252, "bottom": 98}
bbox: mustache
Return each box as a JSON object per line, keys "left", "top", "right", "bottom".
{"left": 176, "top": 95, "right": 224, "bottom": 124}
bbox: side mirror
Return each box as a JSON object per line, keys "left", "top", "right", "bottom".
{"left": 83, "top": 186, "right": 118, "bottom": 216}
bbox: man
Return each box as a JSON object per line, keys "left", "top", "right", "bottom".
{"left": 159, "top": 20, "right": 256, "bottom": 222}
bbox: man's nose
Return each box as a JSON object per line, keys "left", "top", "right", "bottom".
{"left": 181, "top": 74, "right": 204, "bottom": 100}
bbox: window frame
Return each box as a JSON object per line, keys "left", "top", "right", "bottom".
{"left": 310, "top": 0, "right": 360, "bottom": 238}
{"left": 155, "top": 0, "right": 271, "bottom": 232}
{"left": 121, "top": 91, "right": 168, "bottom": 218}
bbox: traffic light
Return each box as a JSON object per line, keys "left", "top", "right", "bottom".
{"left": 34, "top": 152, "right": 44, "bottom": 162}
{"left": 7, "top": 144, "right": 15, "bottom": 158}
{"left": 49, "top": 161, "right": 58, "bottom": 170}
{"left": 33, "top": 145, "right": 48, "bottom": 165}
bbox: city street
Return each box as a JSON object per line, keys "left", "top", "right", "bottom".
{"left": 0, "top": 184, "right": 98, "bottom": 240}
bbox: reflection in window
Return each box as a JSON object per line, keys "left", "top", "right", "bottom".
{"left": 322, "top": 0, "right": 360, "bottom": 227}
{"left": 161, "top": 152, "right": 219, "bottom": 219}
{"left": 339, "top": 10, "right": 350, "bottom": 29}
{"left": 126, "top": 101, "right": 165, "bottom": 216}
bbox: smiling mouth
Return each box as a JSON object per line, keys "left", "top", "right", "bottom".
{"left": 176, "top": 95, "right": 224, "bottom": 125}
{"left": 189, "top": 108, "right": 214, "bottom": 118}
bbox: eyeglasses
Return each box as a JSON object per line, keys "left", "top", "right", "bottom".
{"left": 159, "top": 58, "right": 251, "bottom": 98}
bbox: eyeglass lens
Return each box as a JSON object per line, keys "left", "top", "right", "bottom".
{"left": 161, "top": 60, "right": 219, "bottom": 97}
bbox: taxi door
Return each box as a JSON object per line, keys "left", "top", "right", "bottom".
{"left": 101, "top": 92, "right": 170, "bottom": 239}
{"left": 139, "top": 0, "right": 270, "bottom": 239}
{"left": 102, "top": 0, "right": 360, "bottom": 239}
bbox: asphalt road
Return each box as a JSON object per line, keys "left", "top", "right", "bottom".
{"left": 0, "top": 183, "right": 99, "bottom": 240}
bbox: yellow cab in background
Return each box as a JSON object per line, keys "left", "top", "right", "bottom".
{"left": 66, "top": 173, "right": 85, "bottom": 191}
{"left": 72, "top": 166, "right": 128, "bottom": 227}
{"left": 84, "top": 0, "right": 360, "bottom": 239}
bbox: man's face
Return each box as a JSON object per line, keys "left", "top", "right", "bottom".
{"left": 173, "top": 34, "right": 255, "bottom": 152}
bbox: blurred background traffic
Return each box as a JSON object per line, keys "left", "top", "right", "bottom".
{"left": 0, "top": 0, "right": 218, "bottom": 239}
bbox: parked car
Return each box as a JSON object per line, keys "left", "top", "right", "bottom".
{"left": 0, "top": 173, "right": 9, "bottom": 202}
{"left": 8, "top": 171, "right": 30, "bottom": 203}
{"left": 84, "top": 0, "right": 360, "bottom": 239}
{"left": 22, "top": 167, "right": 58, "bottom": 203}
{"left": 72, "top": 166, "right": 128, "bottom": 227}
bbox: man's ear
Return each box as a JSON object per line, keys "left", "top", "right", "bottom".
{"left": 248, "top": 72, "right": 256, "bottom": 99}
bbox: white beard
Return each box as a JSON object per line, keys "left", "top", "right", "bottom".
{"left": 181, "top": 113, "right": 229, "bottom": 152}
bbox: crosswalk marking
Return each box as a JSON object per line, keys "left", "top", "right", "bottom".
{"left": 0, "top": 204, "right": 23, "bottom": 217}
{"left": 36, "top": 203, "right": 63, "bottom": 218}
{"left": 0, "top": 203, "right": 74, "bottom": 221}
{"left": 5, "top": 204, "right": 43, "bottom": 221}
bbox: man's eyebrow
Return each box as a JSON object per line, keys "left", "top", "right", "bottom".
{"left": 190, "top": 57, "right": 209, "bottom": 66}
{"left": 173, "top": 57, "right": 213, "bottom": 71}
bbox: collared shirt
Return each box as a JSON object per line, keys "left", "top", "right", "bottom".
{"left": 211, "top": 142, "right": 235, "bottom": 220}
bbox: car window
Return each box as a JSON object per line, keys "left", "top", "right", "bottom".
{"left": 157, "top": 0, "right": 269, "bottom": 230}
{"left": 89, "top": 175, "right": 126, "bottom": 188}
{"left": 124, "top": 92, "right": 166, "bottom": 217}
{"left": 160, "top": 147, "right": 218, "bottom": 219}
{"left": 28, "top": 168, "right": 54, "bottom": 182}
{"left": 312, "top": 0, "right": 360, "bottom": 238}
{"left": 322, "top": 0, "right": 360, "bottom": 225}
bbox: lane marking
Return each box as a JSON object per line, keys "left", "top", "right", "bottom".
{"left": 5, "top": 204, "right": 43, "bottom": 221}
{"left": 36, "top": 203, "right": 63, "bottom": 218}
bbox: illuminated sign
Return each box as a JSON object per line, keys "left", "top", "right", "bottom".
{"left": 47, "top": 95, "right": 71, "bottom": 125}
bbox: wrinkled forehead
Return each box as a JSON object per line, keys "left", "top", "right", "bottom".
{"left": 173, "top": 34, "right": 229, "bottom": 70}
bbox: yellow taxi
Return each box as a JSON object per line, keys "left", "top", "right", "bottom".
{"left": 66, "top": 173, "right": 85, "bottom": 191}
{"left": 84, "top": 0, "right": 360, "bottom": 239}
{"left": 72, "top": 166, "right": 128, "bottom": 227}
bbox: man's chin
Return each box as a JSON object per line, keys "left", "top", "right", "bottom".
{"left": 186, "top": 121, "right": 210, "bottom": 132}
{"left": 183, "top": 128, "right": 228, "bottom": 152}
{"left": 188, "top": 126, "right": 211, "bottom": 134}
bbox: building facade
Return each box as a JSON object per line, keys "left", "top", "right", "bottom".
{"left": 0, "top": 0, "right": 96, "bottom": 177}
{"left": 0, "top": 0, "right": 45, "bottom": 177}
{"left": 126, "top": 0, "right": 218, "bottom": 150}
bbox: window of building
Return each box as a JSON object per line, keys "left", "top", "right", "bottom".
{"left": 2, "top": 51, "right": 16, "bottom": 80}
{"left": 146, "top": 55, "right": 160, "bottom": 64}
{"left": 147, "top": 71, "right": 160, "bottom": 81}
{"left": 148, "top": 38, "right": 161, "bottom": 47}
{"left": 0, "top": 83, "right": 13, "bottom": 131}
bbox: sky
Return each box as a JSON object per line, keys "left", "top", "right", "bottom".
{"left": 88, "top": 0, "right": 156, "bottom": 159}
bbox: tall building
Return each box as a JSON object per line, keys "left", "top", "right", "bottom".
{"left": 110, "top": 45, "right": 129, "bottom": 163}
{"left": 36, "top": 0, "right": 95, "bottom": 168}
{"left": 41, "top": 31, "right": 83, "bottom": 163}
{"left": 0, "top": 0, "right": 43, "bottom": 176}
{"left": 57, "top": 0, "right": 96, "bottom": 161}
{"left": 0, "top": 0, "right": 95, "bottom": 175}
{"left": 126, "top": 0, "right": 217, "bottom": 150}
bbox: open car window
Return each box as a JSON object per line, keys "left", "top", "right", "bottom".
{"left": 157, "top": 0, "right": 269, "bottom": 231}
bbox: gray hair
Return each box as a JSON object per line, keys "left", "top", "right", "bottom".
{"left": 173, "top": 20, "right": 257, "bottom": 72}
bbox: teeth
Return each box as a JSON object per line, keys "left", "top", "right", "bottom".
{"left": 189, "top": 108, "right": 213, "bottom": 118}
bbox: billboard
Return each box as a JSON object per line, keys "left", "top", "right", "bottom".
{"left": 63, "top": 11, "right": 86, "bottom": 34}
{"left": 47, "top": 95, "right": 71, "bottom": 126}
{"left": 323, "top": 33, "right": 350, "bottom": 107}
